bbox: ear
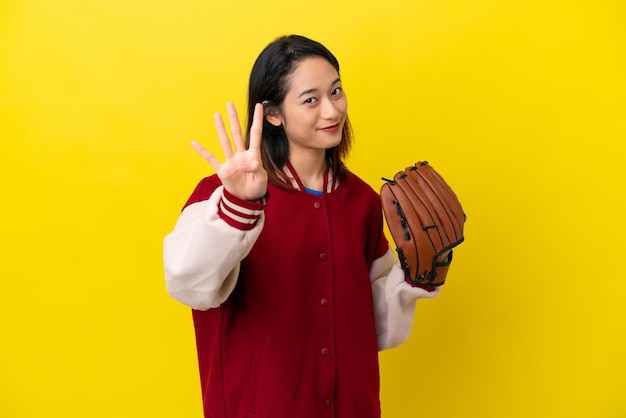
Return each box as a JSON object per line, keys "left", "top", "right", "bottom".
{"left": 263, "top": 102, "right": 283, "bottom": 127}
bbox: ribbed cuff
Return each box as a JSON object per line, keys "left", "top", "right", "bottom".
{"left": 219, "top": 188, "right": 266, "bottom": 230}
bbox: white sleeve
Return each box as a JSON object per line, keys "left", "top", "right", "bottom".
{"left": 163, "top": 186, "right": 265, "bottom": 310}
{"left": 370, "top": 246, "right": 440, "bottom": 350}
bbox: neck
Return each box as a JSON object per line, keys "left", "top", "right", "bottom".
{"left": 289, "top": 149, "right": 327, "bottom": 191}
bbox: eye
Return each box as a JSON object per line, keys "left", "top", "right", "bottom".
{"left": 303, "top": 97, "right": 318, "bottom": 104}
{"left": 331, "top": 87, "right": 343, "bottom": 96}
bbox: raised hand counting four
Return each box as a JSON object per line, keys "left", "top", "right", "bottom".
{"left": 191, "top": 102, "right": 268, "bottom": 201}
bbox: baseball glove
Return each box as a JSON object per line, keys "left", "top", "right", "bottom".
{"left": 380, "top": 161, "right": 466, "bottom": 287}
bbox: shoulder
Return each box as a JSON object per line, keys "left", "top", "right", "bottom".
{"left": 341, "top": 171, "right": 382, "bottom": 209}
{"left": 184, "top": 174, "right": 222, "bottom": 208}
{"left": 345, "top": 171, "right": 380, "bottom": 198}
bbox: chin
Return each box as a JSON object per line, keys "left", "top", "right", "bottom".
{"left": 324, "top": 135, "right": 343, "bottom": 149}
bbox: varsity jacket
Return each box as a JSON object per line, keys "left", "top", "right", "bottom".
{"left": 163, "top": 164, "right": 439, "bottom": 418}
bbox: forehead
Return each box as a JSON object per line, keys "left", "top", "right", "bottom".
{"left": 286, "top": 57, "right": 340, "bottom": 93}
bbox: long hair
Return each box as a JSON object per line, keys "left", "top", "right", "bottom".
{"left": 245, "top": 35, "right": 353, "bottom": 187}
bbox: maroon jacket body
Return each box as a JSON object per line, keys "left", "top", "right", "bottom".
{"left": 186, "top": 172, "right": 388, "bottom": 418}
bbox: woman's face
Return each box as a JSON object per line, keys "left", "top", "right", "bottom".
{"left": 271, "top": 56, "right": 347, "bottom": 155}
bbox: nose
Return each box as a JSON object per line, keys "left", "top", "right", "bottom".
{"left": 320, "top": 98, "right": 342, "bottom": 120}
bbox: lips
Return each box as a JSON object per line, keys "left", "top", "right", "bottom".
{"left": 319, "top": 123, "right": 341, "bottom": 133}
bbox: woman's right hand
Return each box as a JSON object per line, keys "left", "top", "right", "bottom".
{"left": 191, "top": 102, "right": 268, "bottom": 201}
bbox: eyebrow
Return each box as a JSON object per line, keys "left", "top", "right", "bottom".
{"left": 296, "top": 78, "right": 342, "bottom": 98}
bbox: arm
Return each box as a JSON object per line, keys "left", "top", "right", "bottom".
{"left": 164, "top": 102, "right": 267, "bottom": 310}
{"left": 370, "top": 247, "right": 440, "bottom": 351}
{"left": 163, "top": 186, "right": 265, "bottom": 310}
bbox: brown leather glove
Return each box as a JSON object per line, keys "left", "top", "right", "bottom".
{"left": 380, "top": 161, "right": 466, "bottom": 287}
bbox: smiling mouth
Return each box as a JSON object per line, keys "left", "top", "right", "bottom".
{"left": 319, "top": 123, "right": 341, "bottom": 132}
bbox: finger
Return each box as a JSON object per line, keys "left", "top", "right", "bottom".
{"left": 191, "top": 140, "right": 222, "bottom": 171}
{"left": 213, "top": 112, "right": 234, "bottom": 159}
{"left": 226, "top": 102, "right": 245, "bottom": 153}
{"left": 248, "top": 102, "right": 264, "bottom": 153}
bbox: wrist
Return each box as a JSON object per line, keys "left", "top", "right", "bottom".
{"left": 223, "top": 187, "right": 267, "bottom": 204}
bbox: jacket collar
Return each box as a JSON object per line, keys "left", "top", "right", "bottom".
{"left": 276, "top": 161, "right": 339, "bottom": 194}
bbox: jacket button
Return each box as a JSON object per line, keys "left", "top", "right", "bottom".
{"left": 321, "top": 347, "right": 329, "bottom": 356}
{"left": 319, "top": 253, "right": 328, "bottom": 261}
{"left": 320, "top": 298, "right": 329, "bottom": 306}
{"left": 324, "top": 399, "right": 331, "bottom": 408}
{"left": 313, "top": 201, "right": 322, "bottom": 209}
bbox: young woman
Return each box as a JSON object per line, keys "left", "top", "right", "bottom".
{"left": 164, "top": 34, "right": 440, "bottom": 418}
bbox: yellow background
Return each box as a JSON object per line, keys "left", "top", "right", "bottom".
{"left": 1, "top": 0, "right": 625, "bottom": 417}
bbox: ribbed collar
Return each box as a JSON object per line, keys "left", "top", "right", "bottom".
{"left": 276, "top": 161, "right": 340, "bottom": 194}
